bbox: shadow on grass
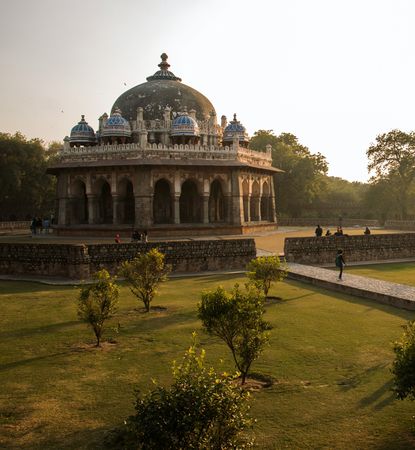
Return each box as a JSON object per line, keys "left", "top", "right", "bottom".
{"left": 358, "top": 379, "right": 395, "bottom": 410}
{"left": 0, "top": 350, "right": 74, "bottom": 372}
{"left": 0, "top": 320, "right": 81, "bottom": 340}
{"left": 285, "top": 279, "right": 415, "bottom": 320}
{"left": 0, "top": 280, "right": 74, "bottom": 295}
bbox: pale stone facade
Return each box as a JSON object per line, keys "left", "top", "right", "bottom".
{"left": 49, "top": 54, "right": 280, "bottom": 236}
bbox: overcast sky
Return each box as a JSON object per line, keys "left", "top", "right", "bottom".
{"left": 1, "top": 0, "right": 414, "bottom": 182}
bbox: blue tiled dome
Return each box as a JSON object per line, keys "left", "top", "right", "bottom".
{"left": 70, "top": 115, "right": 96, "bottom": 145}
{"left": 223, "top": 114, "right": 249, "bottom": 144}
{"left": 171, "top": 112, "right": 200, "bottom": 137}
{"left": 102, "top": 108, "right": 131, "bottom": 138}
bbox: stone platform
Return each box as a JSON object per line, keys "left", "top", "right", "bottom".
{"left": 287, "top": 263, "right": 415, "bottom": 311}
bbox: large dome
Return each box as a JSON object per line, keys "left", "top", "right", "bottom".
{"left": 111, "top": 53, "right": 216, "bottom": 122}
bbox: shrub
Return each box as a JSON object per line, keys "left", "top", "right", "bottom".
{"left": 119, "top": 248, "right": 170, "bottom": 312}
{"left": 198, "top": 284, "right": 270, "bottom": 384}
{"left": 124, "top": 335, "right": 253, "bottom": 449}
{"left": 392, "top": 320, "right": 415, "bottom": 400}
{"left": 77, "top": 269, "right": 119, "bottom": 347}
{"left": 246, "top": 256, "right": 287, "bottom": 297}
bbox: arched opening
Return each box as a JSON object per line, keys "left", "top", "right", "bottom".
{"left": 118, "top": 179, "right": 135, "bottom": 224}
{"left": 209, "top": 179, "right": 225, "bottom": 223}
{"left": 180, "top": 180, "right": 201, "bottom": 223}
{"left": 96, "top": 179, "right": 113, "bottom": 224}
{"left": 153, "top": 179, "right": 172, "bottom": 224}
{"left": 71, "top": 179, "right": 88, "bottom": 224}
{"left": 250, "top": 181, "right": 260, "bottom": 221}
{"left": 242, "top": 180, "right": 249, "bottom": 222}
{"left": 261, "top": 181, "right": 270, "bottom": 221}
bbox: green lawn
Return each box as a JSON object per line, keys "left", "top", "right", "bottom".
{"left": 347, "top": 262, "right": 415, "bottom": 287}
{"left": 1, "top": 275, "right": 415, "bottom": 449}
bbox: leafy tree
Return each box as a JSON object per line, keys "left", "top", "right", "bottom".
{"left": 367, "top": 130, "right": 415, "bottom": 219}
{"left": 198, "top": 284, "right": 270, "bottom": 384}
{"left": 391, "top": 320, "right": 415, "bottom": 400}
{"left": 0, "top": 132, "right": 56, "bottom": 220}
{"left": 122, "top": 335, "right": 253, "bottom": 449}
{"left": 77, "top": 269, "right": 119, "bottom": 347}
{"left": 247, "top": 256, "right": 287, "bottom": 297}
{"left": 249, "top": 130, "right": 328, "bottom": 217}
{"left": 119, "top": 248, "right": 170, "bottom": 312}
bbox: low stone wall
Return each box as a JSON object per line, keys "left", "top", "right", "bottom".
{"left": 0, "top": 221, "right": 31, "bottom": 230}
{"left": 284, "top": 233, "right": 415, "bottom": 265}
{"left": 0, "top": 239, "right": 256, "bottom": 280}
{"left": 384, "top": 220, "right": 415, "bottom": 231}
{"left": 278, "top": 218, "right": 380, "bottom": 227}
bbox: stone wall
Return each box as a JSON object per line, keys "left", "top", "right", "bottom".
{"left": 284, "top": 233, "right": 415, "bottom": 265}
{"left": 0, "top": 239, "right": 256, "bottom": 280}
{"left": 384, "top": 220, "right": 415, "bottom": 231}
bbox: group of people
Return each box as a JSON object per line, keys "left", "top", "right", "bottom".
{"left": 30, "top": 217, "right": 52, "bottom": 235}
{"left": 114, "top": 230, "right": 148, "bottom": 244}
{"left": 315, "top": 225, "right": 371, "bottom": 237}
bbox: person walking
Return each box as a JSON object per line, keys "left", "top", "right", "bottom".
{"left": 315, "top": 224, "right": 323, "bottom": 237}
{"left": 335, "top": 249, "right": 346, "bottom": 281}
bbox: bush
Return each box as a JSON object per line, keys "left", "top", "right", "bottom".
{"left": 392, "top": 320, "right": 415, "bottom": 400}
{"left": 119, "top": 248, "right": 170, "bottom": 312}
{"left": 246, "top": 256, "right": 287, "bottom": 297}
{"left": 77, "top": 269, "right": 119, "bottom": 347}
{"left": 198, "top": 284, "right": 270, "bottom": 384}
{"left": 123, "top": 335, "right": 253, "bottom": 449}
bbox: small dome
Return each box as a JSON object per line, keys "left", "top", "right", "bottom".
{"left": 70, "top": 115, "right": 96, "bottom": 145}
{"left": 170, "top": 111, "right": 200, "bottom": 137}
{"left": 222, "top": 114, "right": 249, "bottom": 144}
{"left": 102, "top": 108, "right": 131, "bottom": 138}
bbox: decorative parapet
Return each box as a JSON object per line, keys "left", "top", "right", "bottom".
{"left": 56, "top": 142, "right": 273, "bottom": 167}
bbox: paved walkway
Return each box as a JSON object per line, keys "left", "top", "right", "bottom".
{"left": 287, "top": 263, "right": 415, "bottom": 311}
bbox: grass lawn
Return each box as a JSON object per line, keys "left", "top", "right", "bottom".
{"left": 1, "top": 275, "right": 415, "bottom": 449}
{"left": 347, "top": 262, "right": 415, "bottom": 287}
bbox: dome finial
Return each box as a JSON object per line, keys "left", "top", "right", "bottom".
{"left": 233, "top": 113, "right": 237, "bottom": 121}
{"left": 159, "top": 53, "right": 170, "bottom": 71}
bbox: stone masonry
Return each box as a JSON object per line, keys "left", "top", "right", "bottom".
{"left": 0, "top": 239, "right": 256, "bottom": 280}
{"left": 284, "top": 233, "right": 415, "bottom": 265}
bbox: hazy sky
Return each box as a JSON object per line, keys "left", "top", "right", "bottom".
{"left": 1, "top": 0, "right": 414, "bottom": 182}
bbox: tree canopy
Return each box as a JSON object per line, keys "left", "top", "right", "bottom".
{"left": 0, "top": 132, "right": 56, "bottom": 220}
{"left": 367, "top": 130, "right": 415, "bottom": 219}
{"left": 249, "top": 130, "right": 328, "bottom": 217}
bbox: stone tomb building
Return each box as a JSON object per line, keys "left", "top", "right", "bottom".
{"left": 49, "top": 54, "right": 281, "bottom": 236}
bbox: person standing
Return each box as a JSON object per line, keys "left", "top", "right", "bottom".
{"left": 335, "top": 249, "right": 346, "bottom": 281}
{"left": 315, "top": 224, "right": 323, "bottom": 237}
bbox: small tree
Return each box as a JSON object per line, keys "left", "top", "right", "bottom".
{"left": 392, "top": 320, "right": 415, "bottom": 400}
{"left": 246, "top": 255, "right": 287, "bottom": 297}
{"left": 198, "top": 284, "right": 270, "bottom": 384}
{"left": 77, "top": 269, "right": 119, "bottom": 347}
{"left": 123, "top": 335, "right": 253, "bottom": 449}
{"left": 119, "top": 248, "right": 170, "bottom": 312}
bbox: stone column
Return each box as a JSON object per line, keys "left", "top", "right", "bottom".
{"left": 257, "top": 195, "right": 262, "bottom": 221}
{"left": 230, "top": 170, "right": 244, "bottom": 225}
{"left": 87, "top": 195, "right": 97, "bottom": 224}
{"left": 112, "top": 194, "right": 120, "bottom": 224}
{"left": 173, "top": 194, "right": 180, "bottom": 224}
{"left": 203, "top": 195, "right": 210, "bottom": 224}
{"left": 58, "top": 198, "right": 69, "bottom": 225}
{"left": 247, "top": 194, "right": 252, "bottom": 222}
{"left": 270, "top": 176, "right": 277, "bottom": 223}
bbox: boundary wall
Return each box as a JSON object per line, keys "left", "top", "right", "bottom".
{"left": 284, "top": 233, "right": 415, "bottom": 265}
{"left": 0, "top": 239, "right": 256, "bottom": 280}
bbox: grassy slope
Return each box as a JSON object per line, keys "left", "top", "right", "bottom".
{"left": 1, "top": 275, "right": 415, "bottom": 449}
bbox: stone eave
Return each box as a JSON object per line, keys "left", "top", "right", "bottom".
{"left": 47, "top": 159, "right": 283, "bottom": 174}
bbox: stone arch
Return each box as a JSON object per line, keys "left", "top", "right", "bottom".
{"left": 250, "top": 180, "right": 260, "bottom": 221}
{"left": 242, "top": 179, "right": 249, "bottom": 222}
{"left": 71, "top": 178, "right": 88, "bottom": 224}
{"left": 153, "top": 178, "right": 173, "bottom": 224}
{"left": 180, "top": 179, "right": 201, "bottom": 223}
{"left": 94, "top": 178, "right": 113, "bottom": 224}
{"left": 118, "top": 177, "right": 135, "bottom": 224}
{"left": 209, "top": 178, "right": 225, "bottom": 222}
{"left": 261, "top": 181, "right": 270, "bottom": 221}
